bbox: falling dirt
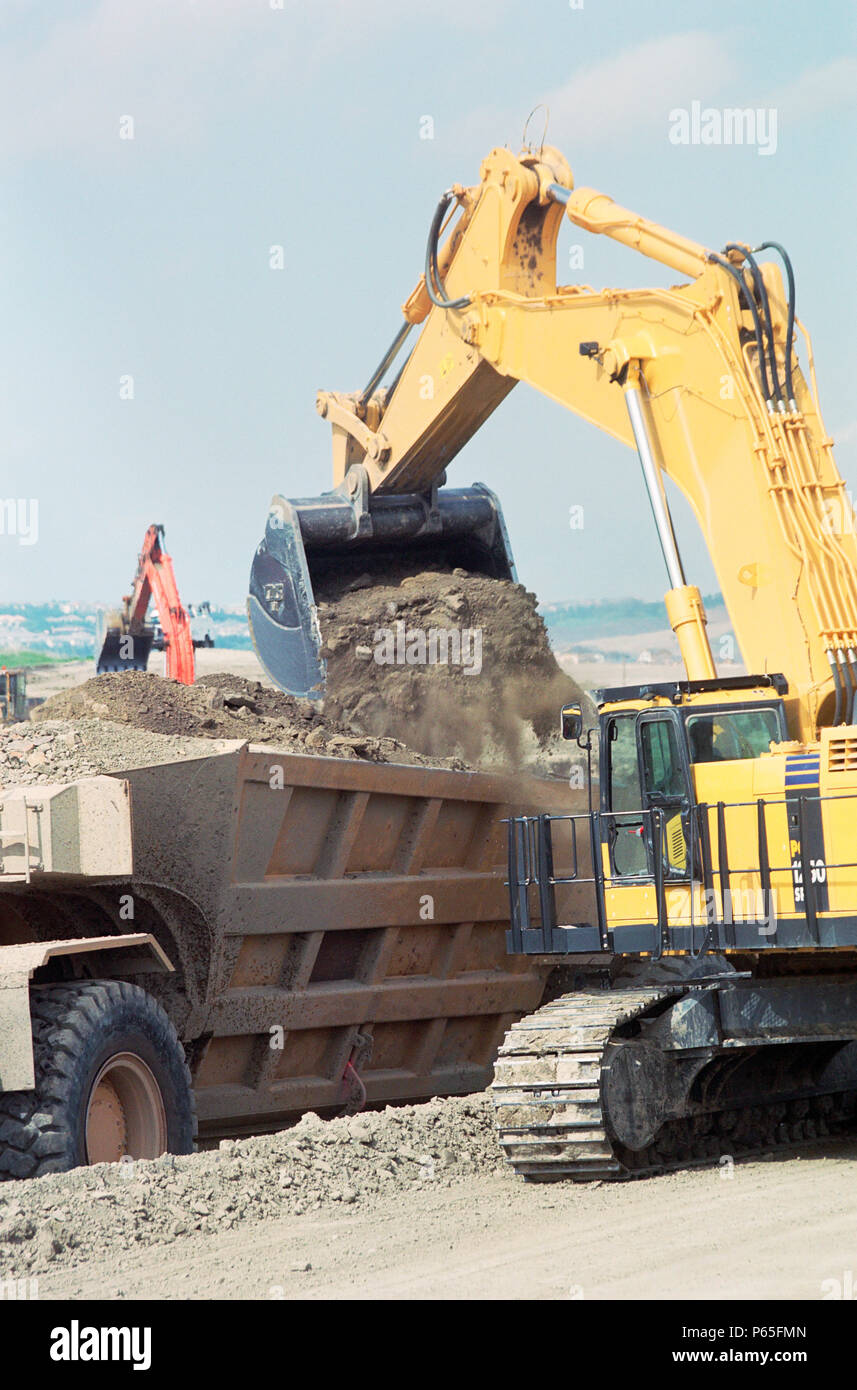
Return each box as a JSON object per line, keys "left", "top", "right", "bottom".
{"left": 315, "top": 565, "right": 585, "bottom": 766}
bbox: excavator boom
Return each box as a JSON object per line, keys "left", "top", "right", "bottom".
{"left": 250, "top": 143, "right": 856, "bottom": 742}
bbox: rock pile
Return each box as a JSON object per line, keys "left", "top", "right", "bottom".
{"left": 0, "top": 1093, "right": 502, "bottom": 1275}
{"left": 21, "top": 672, "right": 468, "bottom": 782}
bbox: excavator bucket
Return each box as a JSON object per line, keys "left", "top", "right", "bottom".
{"left": 247, "top": 483, "right": 517, "bottom": 697}
{"left": 95, "top": 611, "right": 154, "bottom": 674}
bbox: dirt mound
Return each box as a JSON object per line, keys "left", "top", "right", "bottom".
{"left": 0, "top": 1092, "right": 501, "bottom": 1281}
{"left": 315, "top": 567, "right": 585, "bottom": 765}
{"left": 30, "top": 672, "right": 465, "bottom": 769}
{"left": 30, "top": 571, "right": 585, "bottom": 775}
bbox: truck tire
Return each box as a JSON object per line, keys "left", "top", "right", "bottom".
{"left": 0, "top": 980, "right": 196, "bottom": 1180}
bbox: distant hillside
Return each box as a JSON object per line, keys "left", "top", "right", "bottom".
{"left": 0, "top": 595, "right": 727, "bottom": 665}
{"left": 540, "top": 594, "right": 726, "bottom": 649}
{"left": 0, "top": 602, "right": 252, "bottom": 662}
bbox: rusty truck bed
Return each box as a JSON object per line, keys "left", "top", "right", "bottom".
{"left": 0, "top": 742, "right": 590, "bottom": 1138}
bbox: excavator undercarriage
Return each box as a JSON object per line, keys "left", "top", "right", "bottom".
{"left": 494, "top": 973, "right": 857, "bottom": 1180}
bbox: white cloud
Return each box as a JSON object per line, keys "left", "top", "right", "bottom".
{"left": 458, "top": 34, "right": 856, "bottom": 160}
{"left": 0, "top": 0, "right": 510, "bottom": 162}
{"left": 541, "top": 32, "right": 738, "bottom": 147}
{"left": 455, "top": 31, "right": 738, "bottom": 156}
{"left": 768, "top": 57, "right": 857, "bottom": 120}
{"left": 0, "top": 0, "right": 271, "bottom": 160}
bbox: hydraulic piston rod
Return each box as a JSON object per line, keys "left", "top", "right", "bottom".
{"left": 622, "top": 366, "right": 717, "bottom": 681}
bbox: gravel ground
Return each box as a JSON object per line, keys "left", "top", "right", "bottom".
{"left": 0, "top": 1093, "right": 499, "bottom": 1281}
{"left": 9, "top": 1101, "right": 856, "bottom": 1301}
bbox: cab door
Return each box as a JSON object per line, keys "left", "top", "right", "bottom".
{"left": 637, "top": 710, "right": 694, "bottom": 880}
{"left": 601, "top": 712, "right": 649, "bottom": 880}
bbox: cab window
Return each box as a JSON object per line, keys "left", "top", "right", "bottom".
{"left": 606, "top": 715, "right": 648, "bottom": 878}
{"left": 687, "top": 707, "right": 780, "bottom": 763}
{"left": 640, "top": 718, "right": 686, "bottom": 799}
{"left": 607, "top": 715, "right": 643, "bottom": 811}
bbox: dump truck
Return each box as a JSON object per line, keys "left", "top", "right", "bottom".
{"left": 0, "top": 741, "right": 577, "bottom": 1176}
{"left": 250, "top": 140, "right": 857, "bottom": 1180}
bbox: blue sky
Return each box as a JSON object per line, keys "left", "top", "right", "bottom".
{"left": 1, "top": 0, "right": 855, "bottom": 606}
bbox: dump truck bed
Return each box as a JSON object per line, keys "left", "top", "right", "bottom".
{"left": 0, "top": 742, "right": 588, "bottom": 1138}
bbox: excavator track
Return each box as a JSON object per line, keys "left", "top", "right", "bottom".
{"left": 492, "top": 987, "right": 857, "bottom": 1180}
{"left": 492, "top": 987, "right": 671, "bottom": 1180}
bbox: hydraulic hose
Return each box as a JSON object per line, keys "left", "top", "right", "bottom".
{"left": 724, "top": 244, "right": 782, "bottom": 407}
{"left": 840, "top": 651, "right": 853, "bottom": 726}
{"left": 754, "top": 241, "right": 796, "bottom": 407}
{"left": 359, "top": 321, "right": 413, "bottom": 408}
{"left": 829, "top": 648, "right": 843, "bottom": 726}
{"left": 847, "top": 650, "right": 857, "bottom": 725}
{"left": 708, "top": 251, "right": 772, "bottom": 405}
{"left": 425, "top": 191, "right": 472, "bottom": 311}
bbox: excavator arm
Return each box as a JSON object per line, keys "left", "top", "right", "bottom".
{"left": 250, "top": 145, "right": 857, "bottom": 740}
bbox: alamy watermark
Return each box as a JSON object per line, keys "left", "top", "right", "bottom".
{"left": 699, "top": 886, "right": 778, "bottom": 934}
{"left": 669, "top": 103, "right": 777, "bottom": 157}
{"left": 0, "top": 499, "right": 38, "bottom": 546}
{"left": 823, "top": 491, "right": 857, "bottom": 535}
{"left": 371, "top": 621, "right": 482, "bottom": 675}
{"left": 0, "top": 1274, "right": 38, "bottom": 1299}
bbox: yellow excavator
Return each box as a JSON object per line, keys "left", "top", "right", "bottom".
{"left": 250, "top": 143, "right": 857, "bottom": 1178}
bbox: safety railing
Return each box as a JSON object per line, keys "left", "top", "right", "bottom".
{"left": 505, "top": 790, "right": 857, "bottom": 958}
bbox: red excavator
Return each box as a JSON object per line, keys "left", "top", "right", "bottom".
{"left": 95, "top": 524, "right": 210, "bottom": 685}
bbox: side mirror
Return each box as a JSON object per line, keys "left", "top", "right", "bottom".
{"left": 561, "top": 702, "right": 583, "bottom": 742}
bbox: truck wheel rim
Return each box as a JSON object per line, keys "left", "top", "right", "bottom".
{"left": 85, "top": 1053, "right": 168, "bottom": 1165}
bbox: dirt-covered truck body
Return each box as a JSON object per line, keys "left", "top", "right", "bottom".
{"left": 0, "top": 741, "right": 582, "bottom": 1172}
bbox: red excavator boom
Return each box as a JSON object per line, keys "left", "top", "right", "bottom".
{"left": 96, "top": 524, "right": 196, "bottom": 684}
